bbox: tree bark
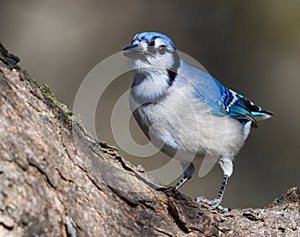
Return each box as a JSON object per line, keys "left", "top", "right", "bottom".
{"left": 0, "top": 43, "right": 299, "bottom": 237}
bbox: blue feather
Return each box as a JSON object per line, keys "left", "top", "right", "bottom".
{"left": 133, "top": 32, "right": 176, "bottom": 49}
{"left": 184, "top": 63, "right": 271, "bottom": 126}
{"left": 218, "top": 86, "right": 272, "bottom": 126}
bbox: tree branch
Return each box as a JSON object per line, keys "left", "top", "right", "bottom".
{"left": 0, "top": 43, "right": 299, "bottom": 237}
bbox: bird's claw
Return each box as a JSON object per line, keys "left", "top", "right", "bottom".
{"left": 195, "top": 196, "right": 229, "bottom": 212}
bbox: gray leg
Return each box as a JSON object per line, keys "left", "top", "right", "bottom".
{"left": 215, "top": 175, "right": 229, "bottom": 202}
{"left": 195, "top": 175, "right": 229, "bottom": 211}
{"left": 175, "top": 162, "right": 194, "bottom": 190}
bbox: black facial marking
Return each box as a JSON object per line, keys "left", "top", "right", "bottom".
{"left": 149, "top": 40, "right": 155, "bottom": 46}
{"left": 151, "top": 36, "right": 159, "bottom": 40}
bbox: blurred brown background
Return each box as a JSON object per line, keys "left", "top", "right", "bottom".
{"left": 1, "top": 0, "right": 299, "bottom": 208}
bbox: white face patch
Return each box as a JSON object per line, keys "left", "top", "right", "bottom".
{"left": 129, "top": 41, "right": 175, "bottom": 73}
{"left": 154, "top": 38, "right": 174, "bottom": 52}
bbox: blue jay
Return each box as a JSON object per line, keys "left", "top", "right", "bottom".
{"left": 123, "top": 32, "right": 273, "bottom": 210}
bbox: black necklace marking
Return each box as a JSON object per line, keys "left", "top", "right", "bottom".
{"left": 167, "top": 51, "right": 180, "bottom": 86}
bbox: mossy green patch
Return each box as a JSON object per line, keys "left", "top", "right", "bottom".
{"left": 40, "top": 84, "right": 75, "bottom": 122}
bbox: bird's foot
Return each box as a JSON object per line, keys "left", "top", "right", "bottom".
{"left": 195, "top": 196, "right": 230, "bottom": 212}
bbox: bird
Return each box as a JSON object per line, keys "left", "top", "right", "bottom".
{"left": 122, "top": 32, "right": 273, "bottom": 210}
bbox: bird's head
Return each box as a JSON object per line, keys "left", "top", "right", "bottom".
{"left": 123, "top": 32, "right": 179, "bottom": 73}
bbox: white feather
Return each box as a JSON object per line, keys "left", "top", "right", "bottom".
{"left": 130, "top": 79, "right": 246, "bottom": 171}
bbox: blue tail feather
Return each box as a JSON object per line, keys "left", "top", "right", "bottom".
{"left": 251, "top": 110, "right": 273, "bottom": 121}
{"left": 222, "top": 89, "right": 273, "bottom": 126}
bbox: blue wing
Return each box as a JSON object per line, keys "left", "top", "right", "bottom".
{"left": 220, "top": 87, "right": 265, "bottom": 127}
{"left": 180, "top": 62, "right": 273, "bottom": 127}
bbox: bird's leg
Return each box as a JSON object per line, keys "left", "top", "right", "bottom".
{"left": 175, "top": 162, "right": 194, "bottom": 190}
{"left": 214, "top": 175, "right": 229, "bottom": 204}
{"left": 195, "top": 175, "right": 229, "bottom": 211}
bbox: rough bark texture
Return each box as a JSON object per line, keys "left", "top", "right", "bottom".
{"left": 0, "top": 43, "right": 299, "bottom": 237}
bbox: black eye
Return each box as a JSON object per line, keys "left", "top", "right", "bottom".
{"left": 158, "top": 45, "right": 166, "bottom": 55}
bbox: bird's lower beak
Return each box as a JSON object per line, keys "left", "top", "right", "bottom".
{"left": 122, "top": 44, "right": 143, "bottom": 58}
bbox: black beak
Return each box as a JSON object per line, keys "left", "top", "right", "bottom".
{"left": 123, "top": 44, "right": 139, "bottom": 51}
{"left": 122, "top": 44, "right": 142, "bottom": 58}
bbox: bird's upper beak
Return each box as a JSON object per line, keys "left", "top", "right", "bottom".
{"left": 122, "top": 44, "right": 143, "bottom": 58}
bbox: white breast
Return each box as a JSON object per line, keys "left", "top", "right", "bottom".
{"left": 130, "top": 81, "right": 246, "bottom": 163}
